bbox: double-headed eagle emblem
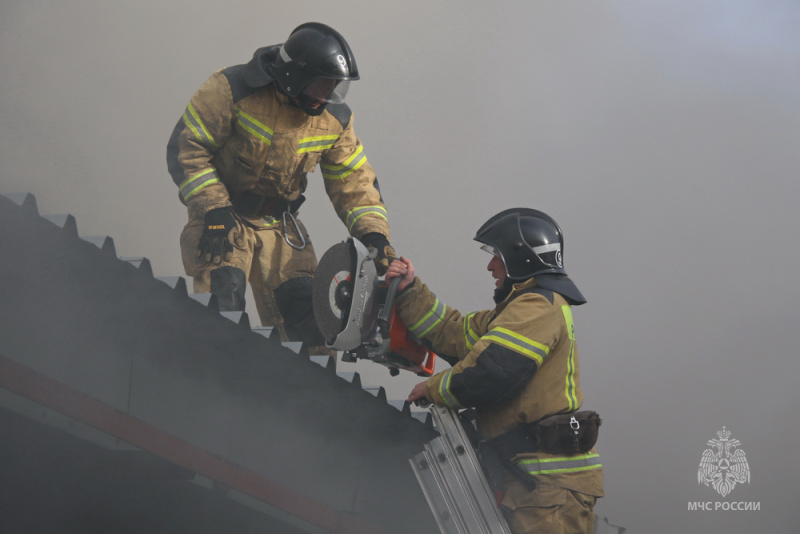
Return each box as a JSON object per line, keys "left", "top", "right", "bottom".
{"left": 697, "top": 426, "right": 750, "bottom": 497}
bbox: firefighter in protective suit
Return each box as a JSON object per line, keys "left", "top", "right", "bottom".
{"left": 167, "top": 23, "right": 393, "bottom": 349}
{"left": 386, "top": 208, "right": 603, "bottom": 534}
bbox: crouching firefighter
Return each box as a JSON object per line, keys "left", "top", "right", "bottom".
{"left": 386, "top": 208, "right": 604, "bottom": 534}
{"left": 166, "top": 23, "right": 394, "bottom": 353}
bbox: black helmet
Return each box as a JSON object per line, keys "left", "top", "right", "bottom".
{"left": 475, "top": 208, "right": 587, "bottom": 305}
{"left": 474, "top": 208, "right": 568, "bottom": 280}
{"left": 268, "top": 22, "right": 359, "bottom": 115}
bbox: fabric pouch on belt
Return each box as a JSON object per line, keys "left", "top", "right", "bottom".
{"left": 537, "top": 411, "right": 601, "bottom": 454}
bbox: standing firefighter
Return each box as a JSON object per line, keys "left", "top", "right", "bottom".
{"left": 167, "top": 23, "right": 394, "bottom": 349}
{"left": 386, "top": 208, "right": 603, "bottom": 534}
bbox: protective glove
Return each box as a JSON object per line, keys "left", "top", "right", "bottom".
{"left": 361, "top": 232, "right": 396, "bottom": 276}
{"left": 198, "top": 207, "right": 238, "bottom": 264}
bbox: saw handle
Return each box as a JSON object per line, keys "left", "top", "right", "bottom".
{"left": 376, "top": 276, "right": 402, "bottom": 336}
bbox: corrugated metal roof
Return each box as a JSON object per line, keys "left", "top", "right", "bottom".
{"left": 0, "top": 193, "right": 439, "bottom": 533}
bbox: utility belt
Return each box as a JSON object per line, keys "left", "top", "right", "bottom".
{"left": 461, "top": 410, "right": 602, "bottom": 494}
{"left": 230, "top": 191, "right": 308, "bottom": 250}
{"left": 488, "top": 410, "right": 602, "bottom": 459}
{"left": 231, "top": 191, "right": 306, "bottom": 219}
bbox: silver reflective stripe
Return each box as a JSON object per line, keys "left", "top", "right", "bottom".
{"left": 261, "top": 216, "right": 279, "bottom": 228}
{"left": 298, "top": 135, "right": 338, "bottom": 153}
{"left": 438, "top": 368, "right": 464, "bottom": 409}
{"left": 464, "top": 312, "right": 479, "bottom": 351}
{"left": 183, "top": 104, "right": 218, "bottom": 148}
{"left": 179, "top": 169, "right": 220, "bottom": 201}
{"left": 518, "top": 453, "right": 602, "bottom": 475}
{"left": 279, "top": 44, "right": 291, "bottom": 62}
{"left": 237, "top": 109, "right": 273, "bottom": 145}
{"left": 482, "top": 327, "right": 548, "bottom": 366}
{"left": 346, "top": 205, "right": 387, "bottom": 232}
{"left": 533, "top": 242, "right": 560, "bottom": 255}
{"left": 409, "top": 297, "right": 446, "bottom": 338}
{"left": 320, "top": 145, "right": 367, "bottom": 179}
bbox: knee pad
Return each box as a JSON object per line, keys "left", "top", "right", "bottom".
{"left": 210, "top": 266, "right": 247, "bottom": 312}
{"left": 274, "top": 277, "right": 325, "bottom": 346}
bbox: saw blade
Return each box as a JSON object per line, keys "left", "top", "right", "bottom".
{"left": 313, "top": 240, "right": 356, "bottom": 343}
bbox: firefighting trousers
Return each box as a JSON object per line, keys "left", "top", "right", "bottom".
{"left": 501, "top": 480, "right": 598, "bottom": 534}
{"left": 180, "top": 211, "right": 324, "bottom": 346}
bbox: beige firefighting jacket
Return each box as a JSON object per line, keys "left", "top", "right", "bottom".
{"left": 395, "top": 276, "right": 603, "bottom": 497}
{"left": 167, "top": 51, "right": 388, "bottom": 239}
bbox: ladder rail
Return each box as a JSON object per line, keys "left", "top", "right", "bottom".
{"left": 410, "top": 405, "right": 513, "bottom": 534}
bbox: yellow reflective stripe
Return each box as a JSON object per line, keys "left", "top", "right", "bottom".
{"left": 261, "top": 216, "right": 279, "bottom": 227}
{"left": 179, "top": 168, "right": 219, "bottom": 201}
{"left": 562, "top": 305, "right": 578, "bottom": 411}
{"left": 183, "top": 104, "right": 220, "bottom": 148}
{"left": 518, "top": 453, "right": 602, "bottom": 475}
{"left": 320, "top": 145, "right": 367, "bottom": 180}
{"left": 409, "top": 297, "right": 447, "bottom": 338}
{"left": 464, "top": 312, "right": 479, "bottom": 351}
{"left": 438, "top": 368, "right": 464, "bottom": 409}
{"left": 482, "top": 327, "right": 548, "bottom": 366}
{"left": 236, "top": 109, "right": 273, "bottom": 145}
{"left": 346, "top": 205, "right": 388, "bottom": 232}
{"left": 298, "top": 135, "right": 338, "bottom": 153}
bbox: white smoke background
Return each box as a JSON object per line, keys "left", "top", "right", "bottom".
{"left": 2, "top": 1, "right": 800, "bottom": 532}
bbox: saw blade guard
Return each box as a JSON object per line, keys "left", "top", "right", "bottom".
{"left": 313, "top": 237, "right": 379, "bottom": 350}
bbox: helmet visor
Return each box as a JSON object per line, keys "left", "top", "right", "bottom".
{"left": 480, "top": 244, "right": 499, "bottom": 256}
{"left": 300, "top": 78, "right": 350, "bottom": 105}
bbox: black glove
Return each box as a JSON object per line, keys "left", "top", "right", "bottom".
{"left": 361, "top": 232, "right": 396, "bottom": 276}
{"left": 198, "top": 207, "right": 238, "bottom": 264}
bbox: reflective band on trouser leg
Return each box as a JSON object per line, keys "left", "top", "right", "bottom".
{"left": 183, "top": 104, "right": 219, "bottom": 148}
{"left": 517, "top": 453, "right": 602, "bottom": 475}
{"left": 179, "top": 169, "right": 220, "bottom": 201}
{"left": 236, "top": 109, "right": 274, "bottom": 145}
{"left": 320, "top": 145, "right": 367, "bottom": 180}
{"left": 481, "top": 327, "right": 548, "bottom": 367}
{"left": 463, "top": 312, "right": 479, "bottom": 351}
{"left": 409, "top": 297, "right": 446, "bottom": 338}
{"left": 297, "top": 135, "right": 338, "bottom": 153}
{"left": 438, "top": 368, "right": 464, "bottom": 410}
{"left": 345, "top": 205, "right": 387, "bottom": 233}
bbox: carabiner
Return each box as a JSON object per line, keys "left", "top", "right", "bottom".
{"left": 282, "top": 211, "right": 306, "bottom": 250}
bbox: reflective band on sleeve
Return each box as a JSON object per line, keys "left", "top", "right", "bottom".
{"left": 320, "top": 145, "right": 367, "bottom": 180}
{"left": 179, "top": 168, "right": 220, "bottom": 201}
{"left": 298, "top": 135, "right": 338, "bottom": 153}
{"left": 183, "top": 104, "right": 219, "bottom": 148}
{"left": 409, "top": 297, "right": 447, "bottom": 338}
{"left": 562, "top": 305, "right": 578, "bottom": 411}
{"left": 236, "top": 109, "right": 274, "bottom": 145}
{"left": 464, "top": 312, "right": 479, "bottom": 351}
{"left": 482, "top": 327, "right": 548, "bottom": 366}
{"left": 438, "top": 368, "right": 465, "bottom": 410}
{"left": 346, "top": 205, "right": 388, "bottom": 232}
{"left": 517, "top": 453, "right": 602, "bottom": 475}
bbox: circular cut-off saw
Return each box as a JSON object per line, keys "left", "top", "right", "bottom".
{"left": 313, "top": 237, "right": 436, "bottom": 377}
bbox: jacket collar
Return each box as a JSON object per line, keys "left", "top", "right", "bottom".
{"left": 495, "top": 274, "right": 587, "bottom": 312}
